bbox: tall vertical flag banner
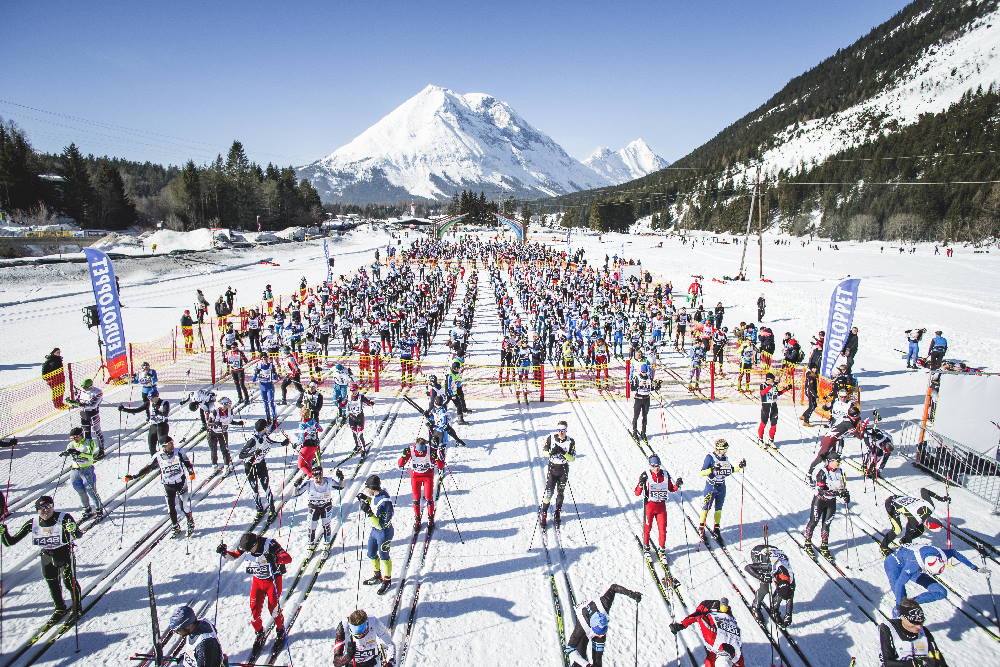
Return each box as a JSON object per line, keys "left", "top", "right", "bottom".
{"left": 820, "top": 278, "right": 861, "bottom": 379}
{"left": 323, "top": 238, "right": 332, "bottom": 283}
{"left": 83, "top": 248, "right": 129, "bottom": 380}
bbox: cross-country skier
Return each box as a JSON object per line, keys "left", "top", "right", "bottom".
{"left": 303, "top": 380, "right": 324, "bottom": 422}
{"left": 800, "top": 369, "right": 819, "bottom": 426}
{"left": 806, "top": 406, "right": 862, "bottom": 479}
{"left": 62, "top": 427, "right": 104, "bottom": 520}
{"left": 698, "top": 439, "right": 746, "bottom": 540}
{"left": 125, "top": 436, "right": 196, "bottom": 537}
{"left": 294, "top": 465, "right": 345, "bottom": 550}
{"left": 358, "top": 475, "right": 394, "bottom": 594}
{"left": 757, "top": 294, "right": 766, "bottom": 321}
{"left": 166, "top": 605, "right": 227, "bottom": 667}
{"left": 689, "top": 340, "right": 708, "bottom": 391}
{"left": 878, "top": 598, "right": 948, "bottom": 667}
{"left": 540, "top": 420, "right": 576, "bottom": 529}
{"left": 331, "top": 363, "right": 354, "bottom": 420}
{"left": 744, "top": 544, "right": 795, "bottom": 627}
{"left": 425, "top": 374, "right": 445, "bottom": 413}
{"left": 189, "top": 387, "right": 216, "bottom": 430}
{"left": 803, "top": 453, "right": 849, "bottom": 559}
{"left": 293, "top": 405, "right": 321, "bottom": 480}
{"left": 278, "top": 347, "right": 304, "bottom": 407}
{"left": 878, "top": 488, "right": 950, "bottom": 556}
{"left": 565, "top": 584, "right": 642, "bottom": 667}
{"left": 239, "top": 419, "right": 289, "bottom": 523}
{"left": 333, "top": 609, "right": 396, "bottom": 667}
{"left": 425, "top": 395, "right": 451, "bottom": 458}
{"left": 398, "top": 437, "right": 445, "bottom": 525}
{"left": 634, "top": 454, "right": 682, "bottom": 560}
{"left": 630, "top": 363, "right": 656, "bottom": 442}
{"left": 132, "top": 361, "right": 159, "bottom": 418}
{"left": 206, "top": 396, "right": 242, "bottom": 475}
{"left": 883, "top": 543, "right": 985, "bottom": 613}
{"left": 252, "top": 357, "right": 278, "bottom": 424}
{"left": 0, "top": 495, "right": 83, "bottom": 625}
{"left": 825, "top": 389, "right": 854, "bottom": 426}
{"left": 225, "top": 342, "right": 250, "bottom": 405}
{"left": 346, "top": 383, "right": 375, "bottom": 456}
{"left": 120, "top": 390, "right": 170, "bottom": 456}
{"left": 757, "top": 372, "right": 791, "bottom": 449}
{"left": 217, "top": 532, "right": 293, "bottom": 654}
{"left": 446, "top": 360, "right": 470, "bottom": 423}
{"left": 861, "top": 420, "right": 894, "bottom": 480}
{"left": 670, "top": 598, "right": 745, "bottom": 667}
{"left": 736, "top": 339, "right": 754, "bottom": 392}
{"left": 66, "top": 378, "right": 105, "bottom": 459}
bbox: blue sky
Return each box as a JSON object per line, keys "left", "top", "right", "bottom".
{"left": 5, "top": 0, "right": 911, "bottom": 168}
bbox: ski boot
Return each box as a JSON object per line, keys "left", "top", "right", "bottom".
{"left": 554, "top": 509, "right": 562, "bottom": 528}
{"left": 643, "top": 544, "right": 654, "bottom": 562}
{"left": 273, "top": 627, "right": 287, "bottom": 651}
{"left": 279, "top": 399, "right": 287, "bottom": 406}
{"left": 267, "top": 508, "right": 277, "bottom": 524}
{"left": 711, "top": 525, "right": 722, "bottom": 540}
{"left": 803, "top": 540, "right": 815, "bottom": 557}
{"left": 171, "top": 523, "right": 183, "bottom": 539}
{"left": 81, "top": 507, "right": 95, "bottom": 521}
{"left": 42, "top": 606, "right": 69, "bottom": 632}
{"left": 540, "top": 508, "right": 548, "bottom": 529}
{"left": 819, "top": 542, "right": 833, "bottom": 560}
{"left": 458, "top": 417, "right": 468, "bottom": 425}
{"left": 96, "top": 449, "right": 106, "bottom": 461}
{"left": 697, "top": 522, "right": 707, "bottom": 539}
{"left": 251, "top": 630, "right": 266, "bottom": 655}
{"left": 363, "top": 573, "right": 383, "bottom": 586}
{"left": 377, "top": 576, "right": 392, "bottom": 595}
{"left": 225, "top": 464, "right": 235, "bottom": 476}
{"left": 766, "top": 438, "right": 776, "bottom": 450}
{"left": 253, "top": 509, "right": 266, "bottom": 524}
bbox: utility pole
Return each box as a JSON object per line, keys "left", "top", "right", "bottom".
{"left": 757, "top": 168, "right": 765, "bottom": 280}
{"left": 737, "top": 165, "right": 760, "bottom": 278}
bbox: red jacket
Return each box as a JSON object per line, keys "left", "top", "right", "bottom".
{"left": 634, "top": 469, "right": 680, "bottom": 501}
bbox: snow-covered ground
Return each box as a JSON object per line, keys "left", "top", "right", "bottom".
{"left": 0, "top": 229, "right": 997, "bottom": 667}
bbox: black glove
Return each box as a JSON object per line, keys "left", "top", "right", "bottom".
{"left": 669, "top": 622, "right": 684, "bottom": 634}
{"left": 216, "top": 543, "right": 228, "bottom": 555}
{"left": 59, "top": 450, "right": 71, "bottom": 457}
{"left": 675, "top": 477, "right": 683, "bottom": 488}
{"left": 234, "top": 420, "right": 245, "bottom": 426}
{"left": 117, "top": 405, "right": 125, "bottom": 412}
{"left": 738, "top": 458, "right": 747, "bottom": 469}
{"left": 655, "top": 380, "right": 663, "bottom": 391}
{"left": 356, "top": 493, "right": 367, "bottom": 503}
{"left": 843, "top": 491, "right": 851, "bottom": 504}
{"left": 639, "top": 471, "right": 648, "bottom": 485}
{"left": 336, "top": 469, "right": 344, "bottom": 481}
{"left": 629, "top": 591, "right": 643, "bottom": 602}
{"left": 360, "top": 502, "right": 373, "bottom": 517}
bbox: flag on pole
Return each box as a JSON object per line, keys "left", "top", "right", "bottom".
{"left": 820, "top": 278, "right": 861, "bottom": 379}
{"left": 83, "top": 248, "right": 129, "bottom": 380}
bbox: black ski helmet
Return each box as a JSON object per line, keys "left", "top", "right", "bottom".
{"left": 69, "top": 427, "right": 84, "bottom": 438}
{"left": 254, "top": 418, "right": 270, "bottom": 433}
{"left": 365, "top": 475, "right": 381, "bottom": 492}
{"left": 238, "top": 532, "right": 260, "bottom": 553}
{"left": 848, "top": 404, "right": 861, "bottom": 418}
{"left": 435, "top": 395, "right": 446, "bottom": 407}
{"left": 188, "top": 401, "right": 200, "bottom": 412}
{"left": 35, "top": 495, "right": 55, "bottom": 510}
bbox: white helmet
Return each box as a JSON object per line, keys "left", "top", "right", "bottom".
{"left": 219, "top": 396, "right": 232, "bottom": 407}
{"left": 921, "top": 547, "right": 947, "bottom": 576}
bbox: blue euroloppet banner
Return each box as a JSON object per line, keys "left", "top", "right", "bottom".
{"left": 83, "top": 248, "right": 129, "bottom": 379}
{"left": 820, "top": 278, "right": 861, "bottom": 379}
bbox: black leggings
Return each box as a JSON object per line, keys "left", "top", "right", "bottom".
{"left": 147, "top": 423, "right": 169, "bottom": 456}
{"left": 543, "top": 464, "right": 568, "bottom": 511}
{"left": 41, "top": 547, "right": 81, "bottom": 611}
{"left": 232, "top": 369, "right": 249, "bottom": 403}
{"left": 207, "top": 431, "right": 232, "bottom": 466}
{"left": 164, "top": 482, "right": 190, "bottom": 527}
{"left": 804, "top": 496, "right": 837, "bottom": 543}
{"left": 632, "top": 396, "right": 650, "bottom": 436}
{"left": 245, "top": 461, "right": 274, "bottom": 512}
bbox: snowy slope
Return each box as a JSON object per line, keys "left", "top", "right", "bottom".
{"left": 3, "top": 232, "right": 1000, "bottom": 667}
{"left": 297, "top": 84, "right": 609, "bottom": 203}
{"left": 583, "top": 138, "right": 669, "bottom": 184}
{"left": 733, "top": 2, "right": 1000, "bottom": 183}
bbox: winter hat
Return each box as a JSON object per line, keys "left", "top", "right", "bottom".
{"left": 589, "top": 612, "right": 608, "bottom": 635}
{"left": 167, "top": 605, "right": 197, "bottom": 631}
{"left": 365, "top": 475, "right": 381, "bottom": 492}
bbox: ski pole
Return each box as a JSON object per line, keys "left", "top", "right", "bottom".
{"left": 565, "top": 479, "right": 588, "bottom": 546}
{"left": 120, "top": 453, "right": 132, "bottom": 548}
{"left": 738, "top": 469, "right": 745, "bottom": 551}
{"left": 393, "top": 466, "right": 405, "bottom": 507}
{"left": 978, "top": 543, "right": 1000, "bottom": 635}
{"left": 186, "top": 453, "right": 195, "bottom": 557}
{"left": 213, "top": 553, "right": 224, "bottom": 626}
{"left": 672, "top": 493, "right": 693, "bottom": 587}
{"left": 527, "top": 503, "right": 542, "bottom": 552}
{"left": 945, "top": 481, "right": 952, "bottom": 550}
{"left": 69, "top": 534, "right": 80, "bottom": 652}
{"left": 440, "top": 476, "right": 464, "bottom": 544}
{"left": 634, "top": 597, "right": 639, "bottom": 667}
{"left": 845, "top": 501, "right": 858, "bottom": 571}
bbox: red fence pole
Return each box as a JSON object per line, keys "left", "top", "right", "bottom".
{"left": 710, "top": 361, "right": 716, "bottom": 400}
{"left": 625, "top": 359, "right": 631, "bottom": 399}
{"left": 374, "top": 356, "right": 380, "bottom": 392}
{"left": 128, "top": 342, "right": 134, "bottom": 376}
{"left": 210, "top": 346, "right": 216, "bottom": 384}
{"left": 540, "top": 364, "right": 545, "bottom": 402}
{"left": 66, "top": 363, "right": 76, "bottom": 401}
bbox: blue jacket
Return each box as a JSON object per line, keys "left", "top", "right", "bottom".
{"left": 885, "top": 544, "right": 976, "bottom": 603}
{"left": 930, "top": 335, "right": 948, "bottom": 352}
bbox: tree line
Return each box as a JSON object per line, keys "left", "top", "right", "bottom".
{"left": 0, "top": 122, "right": 324, "bottom": 231}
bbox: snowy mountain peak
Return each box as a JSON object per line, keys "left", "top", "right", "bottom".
{"left": 584, "top": 138, "right": 669, "bottom": 184}
{"left": 297, "top": 85, "right": 609, "bottom": 204}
